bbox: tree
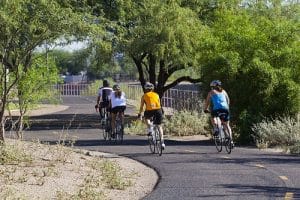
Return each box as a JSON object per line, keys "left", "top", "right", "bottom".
{"left": 94, "top": 0, "right": 214, "bottom": 97}
{"left": 201, "top": 1, "right": 300, "bottom": 143}
{"left": 49, "top": 49, "right": 90, "bottom": 75}
{"left": 0, "top": 0, "right": 98, "bottom": 141}
{"left": 15, "top": 56, "right": 61, "bottom": 138}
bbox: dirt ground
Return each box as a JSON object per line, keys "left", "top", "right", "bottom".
{"left": 1, "top": 105, "right": 158, "bottom": 200}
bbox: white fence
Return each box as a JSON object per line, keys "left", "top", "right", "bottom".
{"left": 124, "top": 84, "right": 203, "bottom": 112}
{"left": 55, "top": 83, "right": 203, "bottom": 111}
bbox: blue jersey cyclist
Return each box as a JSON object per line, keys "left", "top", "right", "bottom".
{"left": 204, "top": 80, "right": 233, "bottom": 143}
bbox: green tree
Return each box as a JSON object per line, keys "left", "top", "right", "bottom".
{"left": 15, "top": 56, "right": 61, "bottom": 138}
{"left": 201, "top": 2, "right": 300, "bottom": 143}
{"left": 0, "top": 0, "right": 98, "bottom": 141}
{"left": 49, "top": 49, "right": 90, "bottom": 75}
{"left": 93, "top": 0, "right": 214, "bottom": 96}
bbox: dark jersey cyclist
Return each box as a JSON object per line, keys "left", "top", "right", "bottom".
{"left": 95, "top": 79, "right": 112, "bottom": 119}
{"left": 138, "top": 82, "right": 165, "bottom": 149}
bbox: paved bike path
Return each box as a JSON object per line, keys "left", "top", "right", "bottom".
{"left": 23, "top": 96, "right": 300, "bottom": 200}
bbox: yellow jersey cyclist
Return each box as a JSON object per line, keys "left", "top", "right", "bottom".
{"left": 204, "top": 80, "right": 234, "bottom": 146}
{"left": 138, "top": 82, "right": 165, "bottom": 149}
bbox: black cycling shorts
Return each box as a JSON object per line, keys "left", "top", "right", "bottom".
{"left": 111, "top": 106, "right": 126, "bottom": 114}
{"left": 100, "top": 101, "right": 110, "bottom": 108}
{"left": 144, "top": 109, "right": 163, "bottom": 125}
{"left": 212, "top": 109, "right": 230, "bottom": 122}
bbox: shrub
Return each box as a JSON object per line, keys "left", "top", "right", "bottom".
{"left": 164, "top": 110, "right": 210, "bottom": 136}
{"left": 125, "top": 119, "right": 146, "bottom": 135}
{"left": 252, "top": 115, "right": 300, "bottom": 151}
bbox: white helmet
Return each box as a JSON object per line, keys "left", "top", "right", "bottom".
{"left": 144, "top": 82, "right": 154, "bottom": 90}
{"left": 210, "top": 80, "right": 222, "bottom": 87}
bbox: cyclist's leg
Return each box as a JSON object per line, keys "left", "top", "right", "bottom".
{"left": 154, "top": 109, "right": 165, "bottom": 148}
{"left": 144, "top": 111, "right": 154, "bottom": 135}
{"left": 120, "top": 106, "right": 126, "bottom": 129}
{"left": 223, "top": 121, "right": 232, "bottom": 139}
{"left": 111, "top": 108, "right": 117, "bottom": 135}
{"left": 99, "top": 102, "right": 104, "bottom": 118}
{"left": 211, "top": 110, "right": 220, "bottom": 136}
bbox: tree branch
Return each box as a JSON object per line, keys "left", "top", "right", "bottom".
{"left": 164, "top": 76, "right": 202, "bottom": 92}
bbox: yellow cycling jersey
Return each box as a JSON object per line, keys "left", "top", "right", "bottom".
{"left": 140, "top": 91, "right": 161, "bottom": 111}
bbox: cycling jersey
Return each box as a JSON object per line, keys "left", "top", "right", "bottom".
{"left": 98, "top": 87, "right": 112, "bottom": 103}
{"left": 110, "top": 91, "right": 126, "bottom": 108}
{"left": 211, "top": 90, "right": 229, "bottom": 111}
{"left": 141, "top": 91, "right": 161, "bottom": 111}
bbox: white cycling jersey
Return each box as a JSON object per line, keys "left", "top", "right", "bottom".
{"left": 110, "top": 91, "right": 126, "bottom": 108}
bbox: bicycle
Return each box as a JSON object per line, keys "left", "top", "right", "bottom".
{"left": 146, "top": 117, "right": 163, "bottom": 156}
{"left": 205, "top": 110, "right": 233, "bottom": 154}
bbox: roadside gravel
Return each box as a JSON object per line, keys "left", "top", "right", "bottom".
{"left": 1, "top": 105, "right": 158, "bottom": 200}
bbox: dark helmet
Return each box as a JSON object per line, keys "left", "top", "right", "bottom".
{"left": 210, "top": 80, "right": 222, "bottom": 87}
{"left": 144, "top": 82, "right": 154, "bottom": 90}
{"left": 113, "top": 84, "right": 120, "bottom": 91}
{"left": 103, "top": 79, "right": 109, "bottom": 87}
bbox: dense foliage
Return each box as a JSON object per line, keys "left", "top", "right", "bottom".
{"left": 201, "top": 3, "right": 300, "bottom": 143}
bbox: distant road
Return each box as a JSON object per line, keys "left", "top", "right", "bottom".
{"left": 23, "top": 96, "right": 300, "bottom": 200}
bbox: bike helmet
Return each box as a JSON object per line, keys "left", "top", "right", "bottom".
{"left": 210, "top": 80, "right": 222, "bottom": 87}
{"left": 113, "top": 84, "right": 120, "bottom": 91}
{"left": 144, "top": 82, "right": 154, "bottom": 90}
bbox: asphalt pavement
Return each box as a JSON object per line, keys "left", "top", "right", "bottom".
{"left": 22, "top": 96, "right": 300, "bottom": 200}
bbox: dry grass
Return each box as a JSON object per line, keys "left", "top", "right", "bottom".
{"left": 0, "top": 138, "right": 157, "bottom": 200}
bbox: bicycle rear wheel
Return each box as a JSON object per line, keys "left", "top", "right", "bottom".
{"left": 214, "top": 135, "right": 222, "bottom": 152}
{"left": 116, "top": 121, "right": 123, "bottom": 144}
{"left": 224, "top": 129, "right": 232, "bottom": 154}
{"left": 103, "top": 128, "right": 107, "bottom": 140}
{"left": 154, "top": 127, "right": 162, "bottom": 156}
{"left": 148, "top": 134, "right": 155, "bottom": 153}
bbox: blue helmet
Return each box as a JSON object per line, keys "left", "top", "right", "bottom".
{"left": 210, "top": 80, "right": 222, "bottom": 87}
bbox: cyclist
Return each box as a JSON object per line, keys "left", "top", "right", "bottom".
{"left": 204, "top": 80, "right": 233, "bottom": 145}
{"left": 138, "top": 82, "right": 165, "bottom": 149}
{"left": 109, "top": 84, "right": 126, "bottom": 138}
{"left": 95, "top": 79, "right": 113, "bottom": 119}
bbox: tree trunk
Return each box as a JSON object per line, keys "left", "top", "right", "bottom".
{"left": 0, "top": 116, "right": 5, "bottom": 142}
{"left": 16, "top": 115, "right": 24, "bottom": 139}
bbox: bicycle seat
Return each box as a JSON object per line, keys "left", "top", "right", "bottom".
{"left": 218, "top": 113, "right": 227, "bottom": 121}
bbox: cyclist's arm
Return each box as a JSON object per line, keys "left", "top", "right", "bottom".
{"left": 138, "top": 95, "right": 145, "bottom": 115}
{"left": 224, "top": 90, "right": 230, "bottom": 106}
{"left": 204, "top": 91, "right": 212, "bottom": 111}
{"left": 96, "top": 95, "right": 101, "bottom": 105}
{"left": 97, "top": 88, "right": 103, "bottom": 105}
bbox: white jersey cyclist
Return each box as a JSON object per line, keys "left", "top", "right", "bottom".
{"left": 110, "top": 91, "right": 126, "bottom": 108}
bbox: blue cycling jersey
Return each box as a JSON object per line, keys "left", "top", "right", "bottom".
{"left": 211, "top": 92, "right": 229, "bottom": 111}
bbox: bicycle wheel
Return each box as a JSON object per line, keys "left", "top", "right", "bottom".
{"left": 116, "top": 120, "right": 123, "bottom": 144}
{"left": 214, "top": 135, "right": 222, "bottom": 152}
{"left": 154, "top": 127, "right": 162, "bottom": 156}
{"left": 148, "top": 134, "right": 155, "bottom": 153}
{"left": 224, "top": 129, "right": 232, "bottom": 154}
{"left": 106, "top": 118, "right": 112, "bottom": 141}
{"left": 103, "top": 127, "right": 107, "bottom": 140}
